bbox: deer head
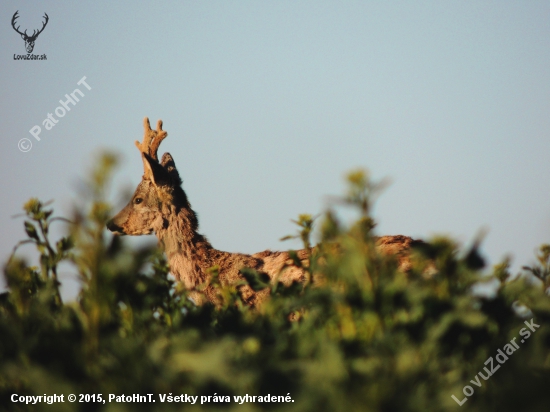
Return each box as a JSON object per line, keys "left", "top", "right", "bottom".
{"left": 12, "top": 11, "right": 49, "bottom": 54}
{"left": 107, "top": 118, "right": 188, "bottom": 236}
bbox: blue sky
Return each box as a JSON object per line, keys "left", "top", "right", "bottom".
{"left": 1, "top": 1, "right": 549, "bottom": 300}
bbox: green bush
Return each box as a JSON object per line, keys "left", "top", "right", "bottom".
{"left": 1, "top": 154, "right": 549, "bottom": 411}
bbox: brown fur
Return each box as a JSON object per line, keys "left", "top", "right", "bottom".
{"left": 107, "top": 118, "right": 417, "bottom": 306}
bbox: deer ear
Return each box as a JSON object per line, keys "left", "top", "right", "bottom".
{"left": 160, "top": 152, "right": 182, "bottom": 183}
{"left": 143, "top": 153, "right": 171, "bottom": 187}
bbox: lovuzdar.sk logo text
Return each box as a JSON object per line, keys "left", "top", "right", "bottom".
{"left": 11, "top": 10, "right": 48, "bottom": 60}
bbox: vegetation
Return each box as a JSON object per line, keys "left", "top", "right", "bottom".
{"left": 1, "top": 153, "right": 549, "bottom": 411}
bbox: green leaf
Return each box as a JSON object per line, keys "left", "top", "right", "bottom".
{"left": 240, "top": 267, "right": 270, "bottom": 291}
{"left": 24, "top": 221, "right": 39, "bottom": 241}
{"left": 288, "top": 250, "right": 303, "bottom": 268}
{"left": 56, "top": 237, "right": 74, "bottom": 253}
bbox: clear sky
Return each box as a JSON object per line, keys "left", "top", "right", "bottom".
{"left": 1, "top": 1, "right": 549, "bottom": 300}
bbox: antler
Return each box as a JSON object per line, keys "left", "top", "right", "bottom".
{"left": 11, "top": 11, "right": 26, "bottom": 37}
{"left": 11, "top": 11, "right": 49, "bottom": 39}
{"left": 30, "top": 13, "right": 49, "bottom": 40}
{"left": 135, "top": 117, "right": 168, "bottom": 178}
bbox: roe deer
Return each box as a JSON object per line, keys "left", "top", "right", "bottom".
{"left": 107, "top": 118, "right": 417, "bottom": 306}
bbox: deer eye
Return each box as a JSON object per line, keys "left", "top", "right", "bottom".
{"left": 134, "top": 198, "right": 143, "bottom": 204}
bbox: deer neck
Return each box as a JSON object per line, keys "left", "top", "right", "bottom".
{"left": 155, "top": 204, "right": 214, "bottom": 290}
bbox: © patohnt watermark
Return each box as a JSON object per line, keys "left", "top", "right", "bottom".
{"left": 11, "top": 10, "right": 48, "bottom": 59}
{"left": 19, "top": 76, "right": 92, "bottom": 152}
{"left": 10, "top": 393, "right": 295, "bottom": 405}
{"left": 18, "top": 138, "right": 33, "bottom": 152}
{"left": 451, "top": 318, "right": 540, "bottom": 406}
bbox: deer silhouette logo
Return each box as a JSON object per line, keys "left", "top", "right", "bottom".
{"left": 11, "top": 11, "right": 49, "bottom": 54}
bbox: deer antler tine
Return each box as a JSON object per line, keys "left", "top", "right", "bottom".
{"left": 34, "top": 13, "right": 49, "bottom": 37}
{"left": 11, "top": 10, "right": 25, "bottom": 36}
{"left": 134, "top": 117, "right": 168, "bottom": 178}
{"left": 144, "top": 117, "right": 152, "bottom": 131}
{"left": 136, "top": 117, "right": 153, "bottom": 153}
{"left": 136, "top": 118, "right": 155, "bottom": 179}
{"left": 144, "top": 118, "right": 157, "bottom": 151}
{"left": 149, "top": 120, "right": 168, "bottom": 161}
{"left": 135, "top": 118, "right": 154, "bottom": 154}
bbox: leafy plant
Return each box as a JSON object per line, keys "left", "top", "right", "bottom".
{"left": 1, "top": 157, "right": 549, "bottom": 411}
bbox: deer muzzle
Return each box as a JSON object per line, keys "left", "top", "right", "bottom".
{"left": 106, "top": 219, "right": 126, "bottom": 235}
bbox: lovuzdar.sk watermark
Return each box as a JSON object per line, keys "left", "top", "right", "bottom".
{"left": 14, "top": 53, "right": 47, "bottom": 61}
{"left": 451, "top": 318, "right": 540, "bottom": 406}
{"left": 11, "top": 10, "right": 48, "bottom": 60}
